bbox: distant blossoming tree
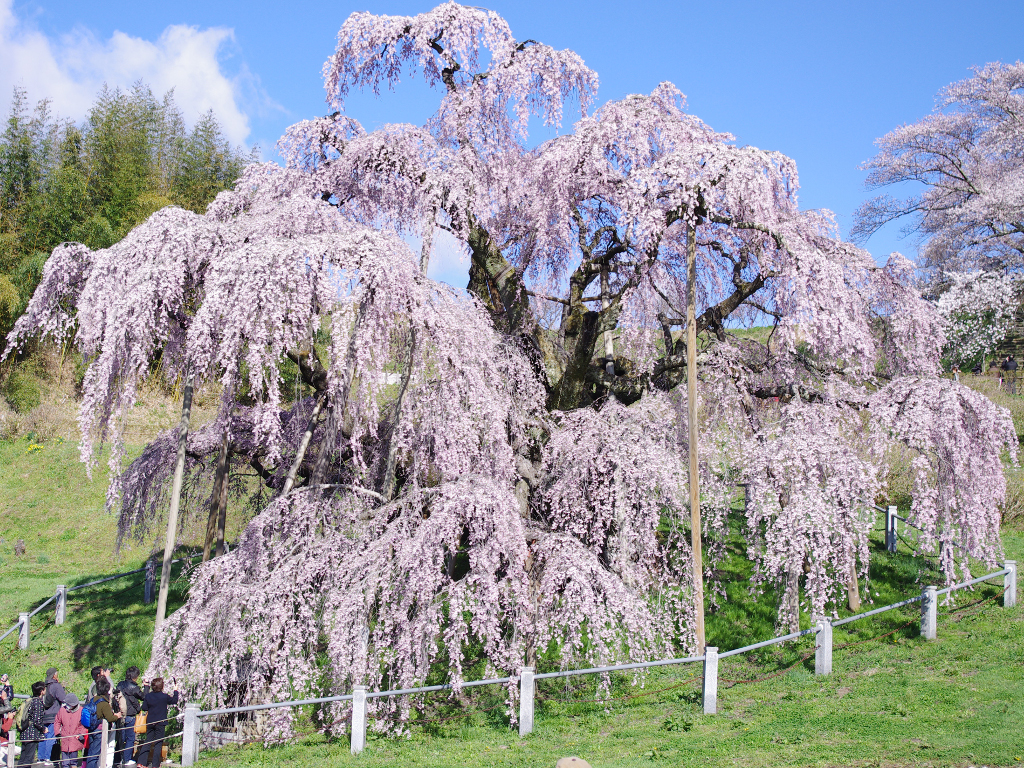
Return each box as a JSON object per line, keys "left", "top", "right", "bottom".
{"left": 937, "top": 270, "right": 1020, "bottom": 368}
{"left": 854, "top": 62, "right": 1024, "bottom": 275}
{"left": 6, "top": 3, "right": 1017, "bottom": 734}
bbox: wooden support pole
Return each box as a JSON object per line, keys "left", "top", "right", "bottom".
{"left": 280, "top": 395, "right": 325, "bottom": 498}
{"left": 814, "top": 617, "right": 832, "bottom": 675}
{"left": 17, "top": 613, "right": 28, "bottom": 650}
{"left": 156, "top": 378, "right": 194, "bottom": 633}
{"left": 203, "top": 431, "right": 230, "bottom": 562}
{"left": 55, "top": 585, "right": 67, "bottom": 626}
{"left": 687, "top": 222, "right": 706, "bottom": 654}
{"left": 921, "top": 585, "right": 937, "bottom": 640}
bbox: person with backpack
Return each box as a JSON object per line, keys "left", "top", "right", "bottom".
{"left": 54, "top": 694, "right": 87, "bottom": 768}
{"left": 40, "top": 668, "right": 69, "bottom": 765}
{"left": 134, "top": 679, "right": 178, "bottom": 768}
{"left": 84, "top": 678, "right": 120, "bottom": 768}
{"left": 114, "top": 667, "right": 145, "bottom": 768}
{"left": 17, "top": 681, "right": 47, "bottom": 767}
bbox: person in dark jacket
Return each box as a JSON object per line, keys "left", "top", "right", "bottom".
{"left": 134, "top": 679, "right": 178, "bottom": 768}
{"left": 40, "top": 667, "right": 69, "bottom": 765}
{"left": 18, "top": 682, "right": 47, "bottom": 767}
{"left": 84, "top": 678, "right": 120, "bottom": 768}
{"left": 114, "top": 667, "right": 145, "bottom": 767}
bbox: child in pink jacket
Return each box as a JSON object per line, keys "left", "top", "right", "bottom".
{"left": 54, "top": 694, "right": 87, "bottom": 768}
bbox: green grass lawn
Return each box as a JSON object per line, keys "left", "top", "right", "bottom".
{"left": 0, "top": 436, "right": 197, "bottom": 696}
{"left": 1, "top": 434, "right": 1021, "bottom": 767}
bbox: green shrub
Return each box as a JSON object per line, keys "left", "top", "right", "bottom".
{"left": 2, "top": 369, "right": 43, "bottom": 413}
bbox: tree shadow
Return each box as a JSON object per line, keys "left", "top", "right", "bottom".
{"left": 67, "top": 551, "right": 196, "bottom": 673}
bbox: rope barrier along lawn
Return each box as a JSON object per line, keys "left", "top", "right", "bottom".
{"left": 935, "top": 568, "right": 1010, "bottom": 596}
{"left": 537, "top": 674, "right": 702, "bottom": 706}
{"left": 27, "top": 594, "right": 56, "bottom": 617}
{"left": 0, "top": 622, "right": 18, "bottom": 643}
{"left": 832, "top": 593, "right": 925, "bottom": 627}
{"left": 718, "top": 627, "right": 817, "bottom": 659}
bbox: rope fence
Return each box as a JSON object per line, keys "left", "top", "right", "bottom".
{"left": 1, "top": 552, "right": 203, "bottom": 652}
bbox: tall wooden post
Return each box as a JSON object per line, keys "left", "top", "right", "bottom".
{"left": 203, "top": 431, "right": 230, "bottom": 562}
{"left": 687, "top": 222, "right": 706, "bottom": 654}
{"left": 156, "top": 378, "right": 194, "bottom": 633}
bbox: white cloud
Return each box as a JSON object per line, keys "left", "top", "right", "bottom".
{"left": 0, "top": 0, "right": 260, "bottom": 145}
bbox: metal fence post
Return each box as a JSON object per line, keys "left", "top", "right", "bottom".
{"left": 1004, "top": 561, "right": 1017, "bottom": 608}
{"left": 702, "top": 646, "right": 718, "bottom": 714}
{"left": 144, "top": 560, "right": 156, "bottom": 605}
{"left": 886, "top": 506, "right": 898, "bottom": 553}
{"left": 814, "top": 618, "right": 832, "bottom": 676}
{"left": 55, "top": 585, "right": 68, "bottom": 626}
{"left": 518, "top": 667, "right": 535, "bottom": 737}
{"left": 350, "top": 685, "right": 367, "bottom": 755}
{"left": 17, "top": 613, "right": 28, "bottom": 650}
{"left": 921, "top": 585, "right": 937, "bottom": 640}
{"left": 100, "top": 718, "right": 109, "bottom": 768}
{"left": 182, "top": 704, "right": 200, "bottom": 767}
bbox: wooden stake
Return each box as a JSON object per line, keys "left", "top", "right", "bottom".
{"left": 280, "top": 395, "right": 325, "bottom": 497}
{"left": 155, "top": 377, "right": 194, "bottom": 633}
{"left": 203, "top": 430, "right": 229, "bottom": 562}
{"left": 687, "top": 222, "right": 706, "bottom": 654}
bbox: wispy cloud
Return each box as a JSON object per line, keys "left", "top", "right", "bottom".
{"left": 0, "top": 0, "right": 273, "bottom": 145}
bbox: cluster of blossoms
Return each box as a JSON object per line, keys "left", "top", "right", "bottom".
{"left": 937, "top": 270, "right": 1020, "bottom": 367}
{"left": 5, "top": 2, "right": 1018, "bottom": 736}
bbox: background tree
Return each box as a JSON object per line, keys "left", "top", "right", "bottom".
{"left": 853, "top": 62, "right": 1024, "bottom": 276}
{"left": 7, "top": 2, "right": 1017, "bottom": 732}
{"left": 0, "top": 83, "right": 256, "bottom": 340}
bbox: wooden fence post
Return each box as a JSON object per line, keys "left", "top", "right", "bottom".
{"left": 17, "top": 613, "right": 28, "bottom": 650}
{"left": 702, "top": 647, "right": 718, "bottom": 714}
{"left": 350, "top": 685, "right": 367, "bottom": 755}
{"left": 921, "top": 586, "right": 937, "bottom": 640}
{"left": 182, "top": 703, "right": 200, "bottom": 767}
{"left": 144, "top": 560, "right": 156, "bottom": 605}
{"left": 55, "top": 585, "right": 67, "bottom": 626}
{"left": 518, "top": 667, "right": 535, "bottom": 737}
{"left": 1004, "top": 561, "right": 1017, "bottom": 608}
{"left": 100, "top": 718, "right": 109, "bottom": 768}
{"left": 814, "top": 617, "right": 832, "bottom": 676}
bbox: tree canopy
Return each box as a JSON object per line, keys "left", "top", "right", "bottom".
{"left": 5, "top": 3, "right": 1017, "bottom": 732}
{"left": 854, "top": 61, "right": 1024, "bottom": 276}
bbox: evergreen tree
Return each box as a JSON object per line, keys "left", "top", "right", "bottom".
{"left": 0, "top": 82, "right": 256, "bottom": 338}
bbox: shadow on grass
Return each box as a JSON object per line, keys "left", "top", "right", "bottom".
{"left": 66, "top": 551, "right": 196, "bottom": 673}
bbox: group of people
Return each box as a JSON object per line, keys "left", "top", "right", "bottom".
{"left": 0, "top": 666, "right": 179, "bottom": 768}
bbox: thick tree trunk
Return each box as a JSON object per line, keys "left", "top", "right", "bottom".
{"left": 781, "top": 568, "right": 800, "bottom": 634}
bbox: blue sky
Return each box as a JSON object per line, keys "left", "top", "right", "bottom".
{"left": 3, "top": 0, "right": 1022, "bottom": 283}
